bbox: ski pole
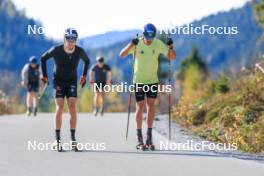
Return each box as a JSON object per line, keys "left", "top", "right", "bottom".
{"left": 126, "top": 34, "right": 138, "bottom": 141}
{"left": 167, "top": 33, "right": 172, "bottom": 141}
{"left": 38, "top": 82, "right": 48, "bottom": 99}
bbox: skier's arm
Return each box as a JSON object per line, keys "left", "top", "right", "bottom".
{"left": 168, "top": 47, "right": 176, "bottom": 60}
{"left": 38, "top": 65, "right": 44, "bottom": 88}
{"left": 166, "top": 38, "right": 176, "bottom": 60}
{"left": 160, "top": 39, "right": 176, "bottom": 60}
{"left": 40, "top": 47, "right": 55, "bottom": 78}
{"left": 89, "top": 70, "right": 94, "bottom": 83}
{"left": 107, "top": 66, "right": 112, "bottom": 84}
{"left": 80, "top": 49, "right": 90, "bottom": 77}
{"left": 107, "top": 71, "right": 112, "bottom": 84}
{"left": 119, "top": 43, "right": 135, "bottom": 58}
{"left": 21, "top": 64, "right": 28, "bottom": 86}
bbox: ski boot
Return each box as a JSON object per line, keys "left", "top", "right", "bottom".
{"left": 93, "top": 107, "right": 99, "bottom": 116}
{"left": 27, "top": 107, "right": 32, "bottom": 116}
{"left": 136, "top": 136, "right": 146, "bottom": 151}
{"left": 100, "top": 107, "right": 104, "bottom": 116}
{"left": 33, "top": 107, "right": 38, "bottom": 116}
{"left": 145, "top": 134, "right": 155, "bottom": 151}
{"left": 71, "top": 141, "right": 79, "bottom": 152}
{"left": 52, "top": 140, "right": 63, "bottom": 152}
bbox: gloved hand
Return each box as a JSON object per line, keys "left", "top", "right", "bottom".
{"left": 131, "top": 38, "right": 139, "bottom": 45}
{"left": 41, "top": 77, "right": 48, "bottom": 84}
{"left": 80, "top": 76, "right": 86, "bottom": 88}
{"left": 166, "top": 37, "right": 173, "bottom": 46}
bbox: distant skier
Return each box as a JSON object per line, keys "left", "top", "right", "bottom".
{"left": 89, "top": 56, "right": 112, "bottom": 116}
{"left": 40, "top": 28, "right": 90, "bottom": 151}
{"left": 119, "top": 23, "right": 176, "bottom": 150}
{"left": 21, "top": 56, "right": 41, "bottom": 116}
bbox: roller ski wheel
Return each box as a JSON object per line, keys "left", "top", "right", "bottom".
{"left": 136, "top": 143, "right": 146, "bottom": 151}
{"left": 145, "top": 144, "right": 155, "bottom": 151}
{"left": 71, "top": 141, "right": 79, "bottom": 152}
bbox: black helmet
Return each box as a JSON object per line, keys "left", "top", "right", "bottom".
{"left": 96, "top": 56, "right": 104, "bottom": 63}
{"left": 64, "top": 28, "right": 78, "bottom": 40}
{"left": 29, "top": 56, "right": 37, "bottom": 64}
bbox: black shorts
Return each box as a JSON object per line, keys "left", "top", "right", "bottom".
{"left": 27, "top": 83, "right": 39, "bottom": 92}
{"left": 53, "top": 82, "right": 77, "bottom": 99}
{"left": 94, "top": 82, "right": 106, "bottom": 92}
{"left": 134, "top": 83, "right": 158, "bottom": 102}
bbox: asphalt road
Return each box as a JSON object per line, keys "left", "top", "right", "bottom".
{"left": 0, "top": 113, "right": 263, "bottom": 176}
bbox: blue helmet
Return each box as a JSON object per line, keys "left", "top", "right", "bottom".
{"left": 143, "top": 23, "right": 156, "bottom": 40}
{"left": 64, "top": 28, "right": 78, "bottom": 40}
{"left": 29, "top": 56, "right": 37, "bottom": 64}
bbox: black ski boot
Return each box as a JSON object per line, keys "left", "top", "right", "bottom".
{"left": 145, "top": 133, "right": 155, "bottom": 151}
{"left": 52, "top": 140, "right": 63, "bottom": 152}
{"left": 33, "top": 107, "right": 38, "bottom": 116}
{"left": 100, "top": 106, "right": 104, "bottom": 116}
{"left": 136, "top": 136, "right": 146, "bottom": 151}
{"left": 71, "top": 141, "right": 79, "bottom": 152}
{"left": 136, "top": 129, "right": 146, "bottom": 151}
{"left": 27, "top": 107, "right": 32, "bottom": 116}
{"left": 93, "top": 107, "right": 99, "bottom": 116}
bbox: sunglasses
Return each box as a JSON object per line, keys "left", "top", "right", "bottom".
{"left": 65, "top": 37, "right": 77, "bottom": 43}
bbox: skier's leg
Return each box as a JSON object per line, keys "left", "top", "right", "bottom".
{"left": 67, "top": 97, "right": 77, "bottom": 130}
{"left": 93, "top": 91, "right": 98, "bottom": 107}
{"left": 135, "top": 101, "right": 145, "bottom": 150}
{"left": 55, "top": 98, "right": 64, "bottom": 130}
{"left": 93, "top": 91, "right": 100, "bottom": 115}
{"left": 99, "top": 92, "right": 105, "bottom": 115}
{"left": 54, "top": 98, "right": 64, "bottom": 151}
{"left": 67, "top": 97, "right": 79, "bottom": 151}
{"left": 146, "top": 98, "right": 156, "bottom": 128}
{"left": 135, "top": 101, "right": 145, "bottom": 129}
{"left": 32, "top": 92, "right": 38, "bottom": 116}
{"left": 26, "top": 92, "right": 33, "bottom": 115}
{"left": 145, "top": 86, "right": 157, "bottom": 150}
{"left": 26, "top": 92, "right": 33, "bottom": 107}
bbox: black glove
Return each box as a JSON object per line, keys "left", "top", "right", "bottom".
{"left": 166, "top": 37, "right": 173, "bottom": 46}
{"left": 131, "top": 38, "right": 139, "bottom": 45}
